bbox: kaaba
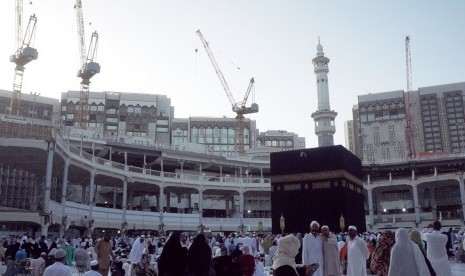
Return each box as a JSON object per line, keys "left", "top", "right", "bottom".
{"left": 270, "top": 145, "right": 366, "bottom": 234}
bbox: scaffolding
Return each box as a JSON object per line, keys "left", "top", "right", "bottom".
{"left": 0, "top": 120, "right": 52, "bottom": 139}
{"left": 0, "top": 166, "right": 43, "bottom": 211}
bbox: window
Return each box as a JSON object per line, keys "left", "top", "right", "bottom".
{"left": 61, "top": 105, "right": 67, "bottom": 112}
{"left": 157, "top": 119, "right": 169, "bottom": 125}
{"left": 156, "top": 127, "right": 168, "bottom": 133}
{"left": 97, "top": 105, "right": 104, "bottom": 112}
{"left": 106, "top": 117, "right": 118, "bottom": 123}
{"left": 66, "top": 113, "right": 74, "bottom": 120}
{"left": 90, "top": 105, "right": 98, "bottom": 111}
{"left": 127, "top": 105, "right": 134, "bottom": 113}
{"left": 106, "top": 125, "right": 117, "bottom": 130}
{"left": 106, "top": 107, "right": 117, "bottom": 114}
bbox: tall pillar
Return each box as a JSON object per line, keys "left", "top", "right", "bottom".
{"left": 81, "top": 184, "right": 86, "bottom": 204}
{"left": 122, "top": 178, "right": 128, "bottom": 223}
{"left": 167, "top": 191, "right": 171, "bottom": 210}
{"left": 412, "top": 182, "right": 420, "bottom": 224}
{"left": 431, "top": 184, "right": 437, "bottom": 220}
{"left": 88, "top": 171, "right": 96, "bottom": 220}
{"left": 60, "top": 160, "right": 69, "bottom": 237}
{"left": 367, "top": 187, "right": 374, "bottom": 227}
{"left": 161, "top": 158, "right": 164, "bottom": 177}
{"left": 42, "top": 138, "right": 55, "bottom": 237}
{"left": 43, "top": 139, "right": 55, "bottom": 214}
{"left": 199, "top": 188, "right": 203, "bottom": 226}
{"left": 159, "top": 185, "right": 165, "bottom": 231}
{"left": 124, "top": 152, "right": 128, "bottom": 171}
{"left": 113, "top": 189, "right": 117, "bottom": 209}
{"left": 128, "top": 189, "right": 134, "bottom": 210}
{"left": 239, "top": 189, "right": 244, "bottom": 231}
{"left": 225, "top": 196, "right": 230, "bottom": 217}
{"left": 143, "top": 154, "right": 147, "bottom": 174}
{"left": 458, "top": 173, "right": 465, "bottom": 220}
{"left": 159, "top": 186, "right": 165, "bottom": 213}
{"left": 61, "top": 160, "right": 69, "bottom": 209}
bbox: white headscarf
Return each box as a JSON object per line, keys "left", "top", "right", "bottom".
{"left": 272, "top": 234, "right": 301, "bottom": 273}
{"left": 128, "top": 237, "right": 146, "bottom": 263}
{"left": 388, "top": 228, "right": 430, "bottom": 276}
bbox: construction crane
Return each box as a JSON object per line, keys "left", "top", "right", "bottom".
{"left": 405, "top": 36, "right": 415, "bottom": 158}
{"left": 9, "top": 0, "right": 38, "bottom": 116}
{"left": 196, "top": 30, "right": 258, "bottom": 155}
{"left": 75, "top": 0, "right": 100, "bottom": 128}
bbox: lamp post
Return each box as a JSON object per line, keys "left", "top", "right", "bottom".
{"left": 280, "top": 213, "right": 285, "bottom": 234}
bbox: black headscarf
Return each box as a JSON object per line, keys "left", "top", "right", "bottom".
{"left": 158, "top": 231, "right": 187, "bottom": 276}
{"left": 186, "top": 233, "right": 212, "bottom": 276}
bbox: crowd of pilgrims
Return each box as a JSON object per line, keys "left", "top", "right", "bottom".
{"left": 0, "top": 220, "right": 463, "bottom": 276}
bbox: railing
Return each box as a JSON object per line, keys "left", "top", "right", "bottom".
{"left": 362, "top": 152, "right": 465, "bottom": 165}
{"left": 54, "top": 131, "right": 271, "bottom": 187}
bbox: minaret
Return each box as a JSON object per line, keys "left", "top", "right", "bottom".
{"left": 311, "top": 39, "right": 337, "bottom": 147}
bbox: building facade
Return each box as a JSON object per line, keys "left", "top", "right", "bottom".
{"left": 347, "top": 82, "right": 465, "bottom": 162}
{"left": 171, "top": 117, "right": 258, "bottom": 156}
{"left": 60, "top": 91, "right": 173, "bottom": 145}
{"left": 344, "top": 82, "right": 465, "bottom": 230}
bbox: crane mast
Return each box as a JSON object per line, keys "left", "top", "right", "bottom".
{"left": 75, "top": 0, "right": 100, "bottom": 128}
{"left": 196, "top": 30, "right": 258, "bottom": 155}
{"left": 405, "top": 36, "right": 415, "bottom": 157}
{"left": 9, "top": 6, "right": 38, "bottom": 116}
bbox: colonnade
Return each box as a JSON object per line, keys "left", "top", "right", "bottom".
{"left": 365, "top": 169, "right": 465, "bottom": 228}
{"left": 39, "top": 138, "right": 270, "bottom": 236}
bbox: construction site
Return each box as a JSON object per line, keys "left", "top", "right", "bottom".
{"left": 0, "top": 0, "right": 465, "bottom": 238}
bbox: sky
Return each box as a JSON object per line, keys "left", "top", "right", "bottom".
{"left": 0, "top": 0, "right": 464, "bottom": 148}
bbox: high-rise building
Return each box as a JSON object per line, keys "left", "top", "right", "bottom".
{"left": 347, "top": 82, "right": 465, "bottom": 162}
{"left": 311, "top": 40, "right": 337, "bottom": 147}
{"left": 60, "top": 90, "right": 173, "bottom": 145}
{"left": 171, "top": 116, "right": 257, "bottom": 156}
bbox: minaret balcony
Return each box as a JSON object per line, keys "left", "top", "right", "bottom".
{"left": 315, "top": 125, "right": 336, "bottom": 133}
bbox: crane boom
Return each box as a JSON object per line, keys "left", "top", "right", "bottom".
{"left": 196, "top": 30, "right": 237, "bottom": 109}
{"left": 406, "top": 36, "right": 412, "bottom": 92}
{"left": 74, "top": 0, "right": 100, "bottom": 128}
{"left": 9, "top": 12, "right": 38, "bottom": 116}
{"left": 196, "top": 30, "right": 258, "bottom": 155}
{"left": 75, "top": 0, "right": 86, "bottom": 66}
{"left": 77, "top": 31, "right": 100, "bottom": 128}
{"left": 15, "top": 0, "right": 23, "bottom": 50}
{"left": 405, "top": 36, "right": 415, "bottom": 158}
{"left": 241, "top": 77, "right": 254, "bottom": 109}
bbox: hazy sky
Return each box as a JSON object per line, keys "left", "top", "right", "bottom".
{"left": 1, "top": 0, "right": 464, "bottom": 148}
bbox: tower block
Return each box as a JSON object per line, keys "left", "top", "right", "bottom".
{"left": 270, "top": 146, "right": 366, "bottom": 234}
{"left": 311, "top": 39, "right": 337, "bottom": 147}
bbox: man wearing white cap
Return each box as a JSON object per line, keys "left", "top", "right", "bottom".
{"left": 346, "top": 226, "right": 369, "bottom": 276}
{"left": 42, "top": 249, "right": 72, "bottom": 276}
{"left": 302, "top": 221, "right": 324, "bottom": 276}
{"left": 75, "top": 242, "right": 90, "bottom": 271}
{"left": 84, "top": 260, "right": 102, "bottom": 276}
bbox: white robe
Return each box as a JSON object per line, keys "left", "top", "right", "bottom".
{"left": 347, "top": 237, "right": 369, "bottom": 276}
{"left": 128, "top": 237, "right": 146, "bottom": 264}
{"left": 302, "top": 233, "right": 324, "bottom": 276}
{"left": 426, "top": 231, "right": 452, "bottom": 276}
{"left": 243, "top": 236, "right": 255, "bottom": 254}
{"left": 323, "top": 234, "right": 340, "bottom": 276}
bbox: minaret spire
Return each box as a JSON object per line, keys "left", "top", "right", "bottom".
{"left": 311, "top": 39, "right": 337, "bottom": 147}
